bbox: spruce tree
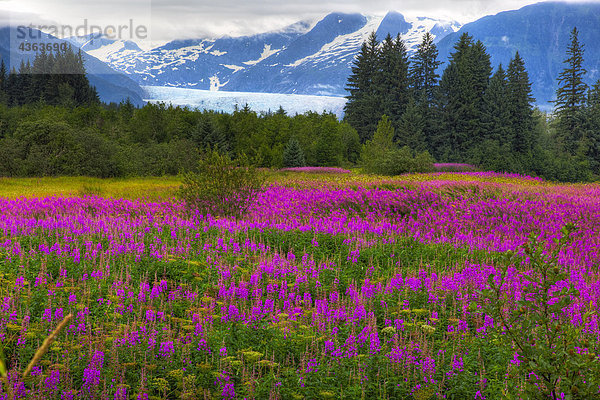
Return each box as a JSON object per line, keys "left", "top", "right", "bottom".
{"left": 0, "top": 60, "right": 6, "bottom": 90}
{"left": 276, "top": 105, "right": 287, "bottom": 116}
{"left": 555, "top": 27, "right": 588, "bottom": 153}
{"left": 586, "top": 80, "right": 600, "bottom": 172}
{"left": 344, "top": 32, "right": 381, "bottom": 143}
{"left": 395, "top": 99, "right": 426, "bottom": 152}
{"left": 195, "top": 115, "right": 228, "bottom": 153}
{"left": 16, "top": 60, "right": 32, "bottom": 106}
{"left": 470, "top": 41, "right": 492, "bottom": 101}
{"left": 434, "top": 62, "right": 458, "bottom": 160}
{"left": 437, "top": 33, "right": 491, "bottom": 162}
{"left": 483, "top": 64, "right": 511, "bottom": 143}
{"left": 6, "top": 67, "right": 18, "bottom": 106}
{"left": 589, "top": 80, "right": 600, "bottom": 108}
{"left": 477, "top": 65, "right": 513, "bottom": 171}
{"left": 409, "top": 32, "right": 442, "bottom": 154}
{"left": 0, "top": 59, "right": 6, "bottom": 104}
{"left": 282, "top": 137, "right": 306, "bottom": 168}
{"left": 376, "top": 33, "right": 410, "bottom": 128}
{"left": 507, "top": 52, "right": 536, "bottom": 160}
{"left": 410, "top": 33, "right": 442, "bottom": 105}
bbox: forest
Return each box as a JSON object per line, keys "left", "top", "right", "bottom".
{"left": 0, "top": 28, "right": 599, "bottom": 181}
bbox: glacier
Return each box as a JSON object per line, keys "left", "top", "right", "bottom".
{"left": 143, "top": 86, "right": 348, "bottom": 118}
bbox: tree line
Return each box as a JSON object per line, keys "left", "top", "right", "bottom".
{"left": 1, "top": 29, "right": 599, "bottom": 181}
{"left": 0, "top": 47, "right": 99, "bottom": 107}
{"left": 0, "top": 99, "right": 362, "bottom": 178}
{"left": 344, "top": 28, "right": 600, "bottom": 181}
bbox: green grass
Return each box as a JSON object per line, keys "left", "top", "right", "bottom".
{"left": 0, "top": 176, "right": 182, "bottom": 200}
{"left": 0, "top": 172, "right": 352, "bottom": 200}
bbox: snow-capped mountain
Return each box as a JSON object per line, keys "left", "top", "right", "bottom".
{"left": 0, "top": 27, "right": 146, "bottom": 105}
{"left": 71, "top": 12, "right": 460, "bottom": 96}
{"left": 436, "top": 2, "right": 600, "bottom": 108}
{"left": 65, "top": 32, "right": 143, "bottom": 65}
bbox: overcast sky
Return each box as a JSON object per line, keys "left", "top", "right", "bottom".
{"left": 0, "top": 0, "right": 596, "bottom": 46}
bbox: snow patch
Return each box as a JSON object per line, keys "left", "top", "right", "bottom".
{"left": 222, "top": 64, "right": 245, "bottom": 73}
{"left": 209, "top": 76, "right": 229, "bottom": 91}
{"left": 285, "top": 15, "right": 383, "bottom": 68}
{"left": 87, "top": 41, "right": 128, "bottom": 62}
{"left": 243, "top": 44, "right": 280, "bottom": 65}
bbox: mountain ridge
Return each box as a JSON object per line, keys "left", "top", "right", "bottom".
{"left": 38, "top": 2, "right": 600, "bottom": 109}
{"left": 0, "top": 27, "right": 147, "bottom": 105}
{"left": 79, "top": 11, "right": 460, "bottom": 96}
{"left": 435, "top": 1, "right": 600, "bottom": 107}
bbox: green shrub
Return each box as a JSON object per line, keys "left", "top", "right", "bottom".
{"left": 360, "top": 116, "right": 435, "bottom": 175}
{"left": 178, "top": 150, "right": 265, "bottom": 219}
{"left": 480, "top": 224, "right": 600, "bottom": 398}
{"left": 412, "top": 150, "right": 435, "bottom": 173}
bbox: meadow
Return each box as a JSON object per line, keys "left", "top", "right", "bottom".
{"left": 1, "top": 171, "right": 599, "bottom": 399}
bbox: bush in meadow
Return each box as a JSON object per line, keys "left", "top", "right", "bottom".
{"left": 360, "top": 115, "right": 396, "bottom": 175}
{"left": 480, "top": 225, "right": 600, "bottom": 398}
{"left": 361, "top": 115, "right": 435, "bottom": 175}
{"left": 178, "top": 150, "right": 265, "bottom": 219}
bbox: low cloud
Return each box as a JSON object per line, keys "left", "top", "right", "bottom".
{"left": 0, "top": 0, "right": 597, "bottom": 43}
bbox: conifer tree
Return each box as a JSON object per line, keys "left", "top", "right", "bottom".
{"left": 16, "top": 60, "right": 31, "bottom": 106}
{"left": 437, "top": 33, "right": 491, "bottom": 161}
{"left": 0, "top": 60, "right": 6, "bottom": 90}
{"left": 483, "top": 64, "right": 511, "bottom": 142}
{"left": 344, "top": 32, "right": 381, "bottom": 143}
{"left": 585, "top": 80, "right": 600, "bottom": 172}
{"left": 409, "top": 32, "right": 442, "bottom": 153}
{"left": 376, "top": 33, "right": 410, "bottom": 127}
{"left": 195, "top": 115, "right": 228, "bottom": 153}
{"left": 119, "top": 98, "right": 135, "bottom": 122}
{"left": 6, "top": 47, "right": 99, "bottom": 107}
{"left": 470, "top": 41, "right": 492, "bottom": 101}
{"left": 475, "top": 64, "right": 514, "bottom": 171}
{"left": 276, "top": 105, "right": 287, "bottom": 116}
{"left": 507, "top": 52, "right": 536, "bottom": 159}
{"left": 589, "top": 80, "right": 600, "bottom": 109}
{"left": 410, "top": 33, "right": 442, "bottom": 105}
{"left": 395, "top": 99, "right": 426, "bottom": 152}
{"left": 555, "top": 27, "right": 588, "bottom": 153}
{"left": 0, "top": 59, "right": 6, "bottom": 104}
{"left": 282, "top": 137, "right": 306, "bottom": 168}
{"left": 5, "top": 67, "right": 17, "bottom": 106}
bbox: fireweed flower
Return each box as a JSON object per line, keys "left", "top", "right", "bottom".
{"left": 215, "top": 371, "right": 235, "bottom": 399}
{"left": 41, "top": 308, "right": 52, "bottom": 322}
{"left": 44, "top": 369, "right": 60, "bottom": 392}
{"left": 2, "top": 176, "right": 600, "bottom": 397}
{"left": 83, "top": 351, "right": 104, "bottom": 390}
{"left": 114, "top": 386, "right": 127, "bottom": 400}
{"left": 146, "top": 309, "right": 156, "bottom": 322}
{"left": 159, "top": 341, "right": 175, "bottom": 357}
{"left": 14, "top": 276, "right": 25, "bottom": 289}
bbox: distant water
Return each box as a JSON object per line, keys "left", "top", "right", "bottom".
{"left": 143, "top": 86, "right": 347, "bottom": 118}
